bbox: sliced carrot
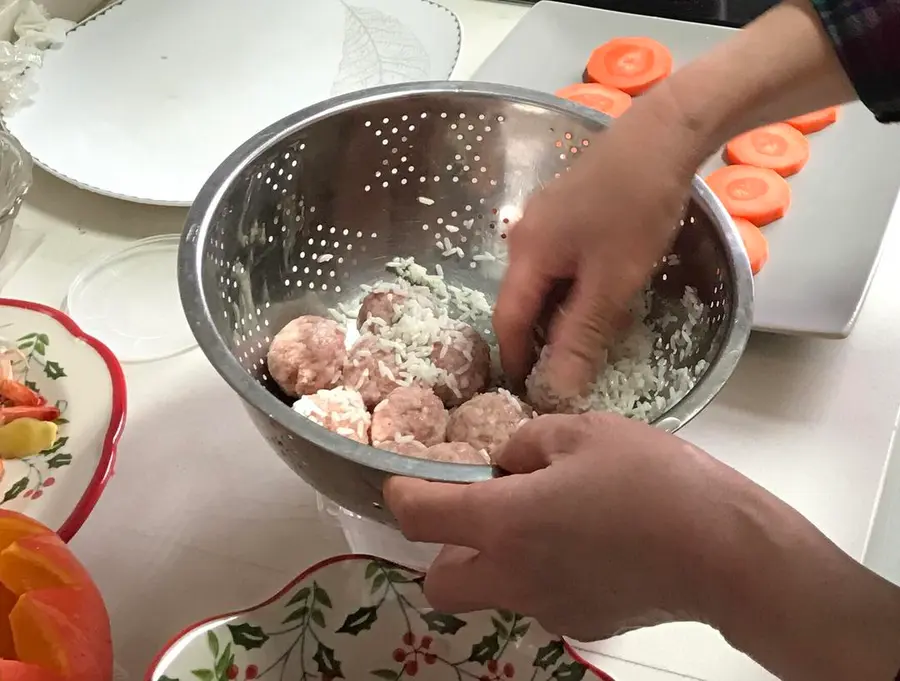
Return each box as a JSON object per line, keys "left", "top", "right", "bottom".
{"left": 785, "top": 106, "right": 839, "bottom": 134}
{"left": 585, "top": 37, "right": 673, "bottom": 96}
{"left": 733, "top": 217, "right": 769, "bottom": 274}
{"left": 725, "top": 123, "right": 810, "bottom": 177}
{"left": 555, "top": 83, "right": 633, "bottom": 118}
{"left": 705, "top": 165, "right": 791, "bottom": 227}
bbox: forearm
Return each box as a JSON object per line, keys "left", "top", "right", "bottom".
{"left": 710, "top": 478, "right": 900, "bottom": 680}
{"left": 630, "top": 0, "right": 857, "bottom": 165}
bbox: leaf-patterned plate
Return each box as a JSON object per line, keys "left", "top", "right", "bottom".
{"left": 146, "top": 555, "right": 614, "bottom": 681}
{"left": 0, "top": 298, "right": 126, "bottom": 540}
{"left": 3, "top": 0, "right": 461, "bottom": 205}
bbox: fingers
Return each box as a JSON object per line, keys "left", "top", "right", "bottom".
{"left": 384, "top": 477, "right": 492, "bottom": 549}
{"left": 494, "top": 256, "right": 552, "bottom": 385}
{"left": 544, "top": 274, "right": 619, "bottom": 398}
{"left": 423, "top": 545, "right": 505, "bottom": 613}
{"left": 494, "top": 413, "right": 590, "bottom": 474}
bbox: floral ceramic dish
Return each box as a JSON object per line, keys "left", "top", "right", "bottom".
{"left": 0, "top": 298, "right": 126, "bottom": 540}
{"left": 147, "top": 555, "right": 613, "bottom": 681}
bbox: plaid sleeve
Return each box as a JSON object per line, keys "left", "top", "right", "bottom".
{"left": 810, "top": 0, "right": 900, "bottom": 122}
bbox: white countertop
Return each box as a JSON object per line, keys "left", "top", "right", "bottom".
{"left": 4, "top": 1, "right": 900, "bottom": 680}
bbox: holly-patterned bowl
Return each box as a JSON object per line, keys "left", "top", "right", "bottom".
{"left": 0, "top": 298, "right": 126, "bottom": 540}
{"left": 146, "top": 555, "right": 613, "bottom": 681}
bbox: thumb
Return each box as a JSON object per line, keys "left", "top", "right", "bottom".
{"left": 494, "top": 413, "right": 588, "bottom": 474}
{"left": 543, "top": 275, "right": 619, "bottom": 398}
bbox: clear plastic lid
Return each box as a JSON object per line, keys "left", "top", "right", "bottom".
{"left": 65, "top": 234, "right": 196, "bottom": 363}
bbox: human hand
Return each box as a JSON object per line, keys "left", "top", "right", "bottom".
{"left": 493, "top": 94, "right": 703, "bottom": 397}
{"left": 385, "top": 412, "right": 746, "bottom": 641}
{"left": 386, "top": 411, "right": 900, "bottom": 681}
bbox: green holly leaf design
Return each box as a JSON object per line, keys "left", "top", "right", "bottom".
{"left": 492, "top": 617, "right": 509, "bottom": 638}
{"left": 16, "top": 332, "right": 37, "bottom": 344}
{"left": 468, "top": 632, "right": 501, "bottom": 664}
{"left": 498, "top": 610, "right": 515, "bottom": 623}
{"left": 207, "top": 631, "right": 220, "bottom": 657}
{"left": 370, "top": 573, "right": 386, "bottom": 593}
{"left": 36, "top": 333, "right": 49, "bottom": 346}
{"left": 43, "top": 436, "right": 69, "bottom": 455}
{"left": 370, "top": 670, "right": 398, "bottom": 680}
{"left": 283, "top": 606, "right": 308, "bottom": 624}
{"left": 553, "top": 661, "right": 587, "bottom": 681}
{"left": 214, "top": 643, "right": 234, "bottom": 680}
{"left": 286, "top": 586, "right": 311, "bottom": 606}
{"left": 311, "top": 609, "right": 326, "bottom": 628}
{"left": 2, "top": 477, "right": 28, "bottom": 504}
{"left": 313, "top": 582, "right": 332, "bottom": 608}
{"left": 158, "top": 676, "right": 180, "bottom": 681}
{"left": 44, "top": 361, "right": 66, "bottom": 380}
{"left": 191, "top": 671, "right": 214, "bottom": 681}
{"left": 34, "top": 340, "right": 46, "bottom": 355}
{"left": 336, "top": 606, "right": 378, "bottom": 635}
{"left": 421, "top": 610, "right": 466, "bottom": 635}
{"left": 47, "top": 453, "right": 73, "bottom": 469}
{"left": 533, "top": 640, "right": 565, "bottom": 670}
{"left": 365, "top": 561, "right": 381, "bottom": 579}
{"left": 511, "top": 621, "right": 531, "bottom": 640}
{"left": 385, "top": 570, "right": 411, "bottom": 583}
{"left": 24, "top": 380, "right": 38, "bottom": 392}
{"left": 313, "top": 643, "right": 344, "bottom": 679}
{"left": 227, "top": 622, "right": 269, "bottom": 650}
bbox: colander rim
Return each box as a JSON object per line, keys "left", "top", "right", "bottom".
{"left": 179, "top": 80, "right": 753, "bottom": 484}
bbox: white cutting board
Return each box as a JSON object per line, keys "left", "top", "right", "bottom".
{"left": 3, "top": 0, "right": 460, "bottom": 205}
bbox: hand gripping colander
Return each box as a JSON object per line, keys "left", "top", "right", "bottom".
{"left": 179, "top": 82, "right": 753, "bottom": 525}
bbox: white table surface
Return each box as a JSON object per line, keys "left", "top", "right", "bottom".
{"left": 5, "top": 1, "right": 900, "bottom": 680}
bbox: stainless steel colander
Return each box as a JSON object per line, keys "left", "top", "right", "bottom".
{"left": 179, "top": 82, "right": 753, "bottom": 525}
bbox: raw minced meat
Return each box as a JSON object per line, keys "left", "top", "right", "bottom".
{"left": 342, "top": 335, "right": 410, "bottom": 409}
{"left": 267, "top": 315, "right": 346, "bottom": 397}
{"left": 447, "top": 390, "right": 532, "bottom": 457}
{"left": 431, "top": 324, "right": 491, "bottom": 407}
{"left": 371, "top": 386, "right": 448, "bottom": 447}
{"left": 376, "top": 438, "right": 428, "bottom": 457}
{"left": 424, "top": 442, "right": 491, "bottom": 465}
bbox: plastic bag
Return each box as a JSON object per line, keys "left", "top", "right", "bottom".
{"left": 0, "top": 41, "right": 42, "bottom": 111}
{"left": 0, "top": 1, "right": 75, "bottom": 111}
{"left": 316, "top": 493, "right": 441, "bottom": 571}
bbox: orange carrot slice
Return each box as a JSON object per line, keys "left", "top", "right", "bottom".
{"left": 785, "top": 106, "right": 839, "bottom": 134}
{"left": 585, "top": 37, "right": 673, "bottom": 96}
{"left": 725, "top": 123, "right": 810, "bottom": 177}
{"left": 706, "top": 165, "right": 792, "bottom": 227}
{"left": 555, "top": 83, "right": 633, "bottom": 118}
{"left": 733, "top": 217, "right": 769, "bottom": 274}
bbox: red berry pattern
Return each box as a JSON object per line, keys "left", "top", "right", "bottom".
{"left": 176, "top": 561, "right": 588, "bottom": 681}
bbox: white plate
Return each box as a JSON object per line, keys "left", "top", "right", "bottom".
{"left": 3, "top": 0, "right": 461, "bottom": 206}
{"left": 471, "top": 0, "right": 900, "bottom": 338}
{"left": 0, "top": 298, "right": 125, "bottom": 541}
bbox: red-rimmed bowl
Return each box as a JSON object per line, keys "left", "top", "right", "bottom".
{"left": 0, "top": 298, "right": 126, "bottom": 540}
{"left": 146, "top": 554, "right": 614, "bottom": 681}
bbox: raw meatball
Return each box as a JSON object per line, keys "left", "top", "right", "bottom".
{"left": 342, "top": 335, "right": 408, "bottom": 409}
{"left": 425, "top": 442, "right": 490, "bottom": 465}
{"left": 525, "top": 347, "right": 591, "bottom": 414}
{"left": 371, "top": 386, "right": 448, "bottom": 446}
{"left": 447, "top": 390, "right": 532, "bottom": 456}
{"left": 357, "top": 290, "right": 406, "bottom": 330}
{"left": 267, "top": 315, "right": 346, "bottom": 397}
{"left": 376, "top": 439, "right": 428, "bottom": 457}
{"left": 293, "top": 387, "right": 370, "bottom": 444}
{"left": 431, "top": 324, "right": 491, "bottom": 407}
